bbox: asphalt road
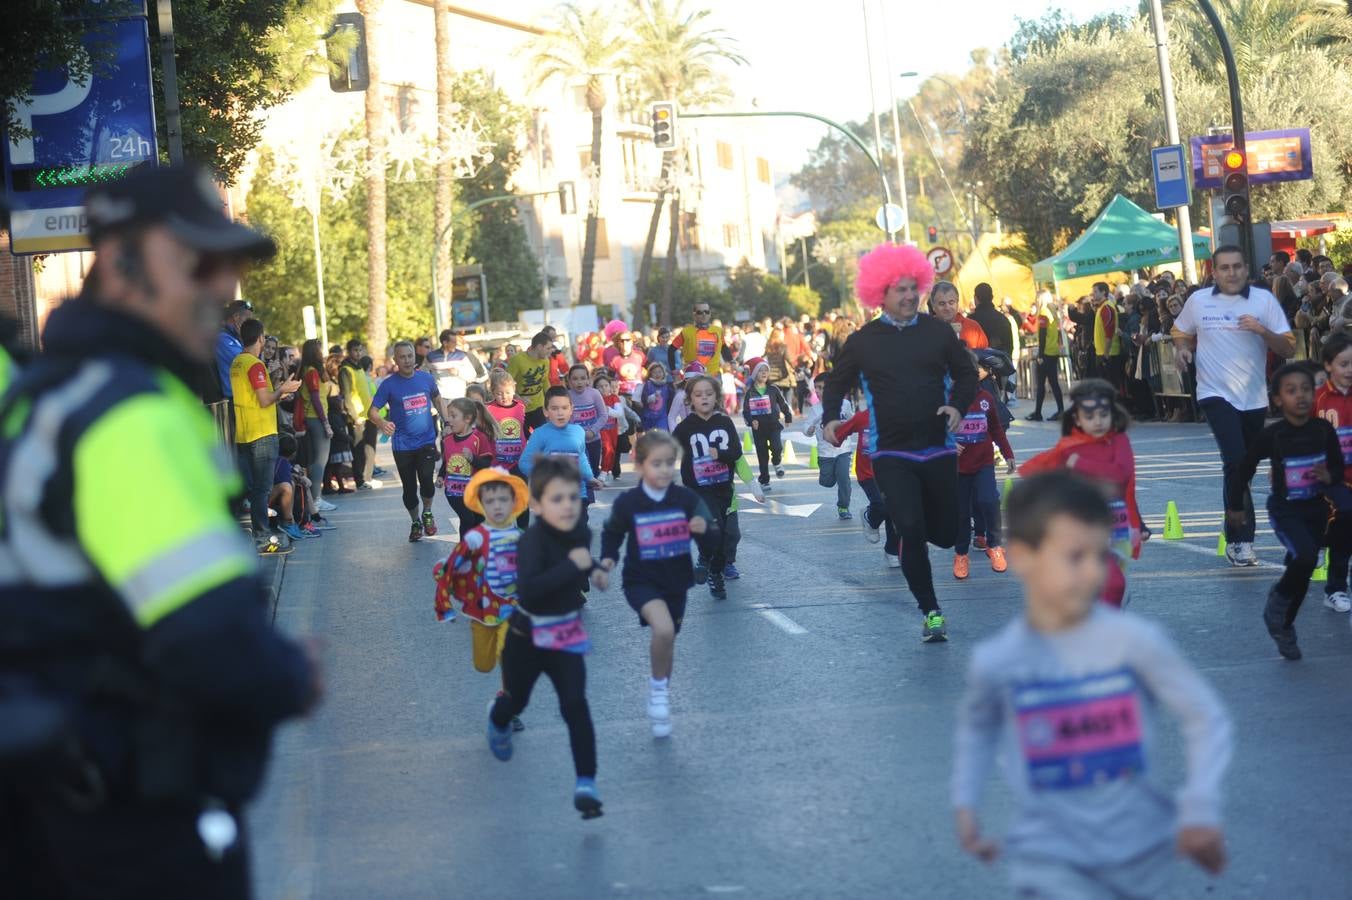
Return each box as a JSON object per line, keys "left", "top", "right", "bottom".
{"left": 250, "top": 414, "right": 1352, "bottom": 900}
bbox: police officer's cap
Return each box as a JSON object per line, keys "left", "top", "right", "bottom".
{"left": 85, "top": 164, "right": 276, "bottom": 261}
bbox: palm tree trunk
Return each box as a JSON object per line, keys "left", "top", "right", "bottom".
{"left": 433, "top": 0, "right": 454, "bottom": 332}
{"left": 357, "top": 0, "right": 388, "bottom": 358}
{"left": 635, "top": 151, "right": 672, "bottom": 325}
{"left": 578, "top": 107, "right": 603, "bottom": 307}
{"left": 660, "top": 191, "right": 680, "bottom": 327}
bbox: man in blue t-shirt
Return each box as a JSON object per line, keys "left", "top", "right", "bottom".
{"left": 371, "top": 340, "right": 447, "bottom": 541}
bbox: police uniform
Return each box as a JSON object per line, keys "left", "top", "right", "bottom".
{"left": 0, "top": 166, "right": 315, "bottom": 899}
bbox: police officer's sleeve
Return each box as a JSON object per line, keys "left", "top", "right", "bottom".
{"left": 73, "top": 398, "right": 313, "bottom": 724}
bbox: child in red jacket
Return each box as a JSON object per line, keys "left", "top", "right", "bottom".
{"left": 1019, "top": 378, "right": 1145, "bottom": 607}
{"left": 953, "top": 354, "right": 1016, "bottom": 579}
{"left": 834, "top": 407, "right": 901, "bottom": 568}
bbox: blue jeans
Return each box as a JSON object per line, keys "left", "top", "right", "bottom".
{"left": 956, "top": 466, "right": 1001, "bottom": 554}
{"left": 1199, "top": 397, "right": 1266, "bottom": 543}
{"left": 817, "top": 452, "right": 853, "bottom": 508}
{"left": 238, "top": 433, "right": 279, "bottom": 536}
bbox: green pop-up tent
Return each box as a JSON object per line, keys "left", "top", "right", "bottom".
{"left": 1032, "top": 194, "right": 1211, "bottom": 283}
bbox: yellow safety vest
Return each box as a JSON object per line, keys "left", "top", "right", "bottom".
{"left": 229, "top": 352, "right": 278, "bottom": 444}
{"left": 1093, "top": 304, "right": 1121, "bottom": 357}
{"left": 1042, "top": 315, "right": 1064, "bottom": 357}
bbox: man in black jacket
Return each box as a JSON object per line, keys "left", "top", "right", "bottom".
{"left": 823, "top": 245, "right": 977, "bottom": 643}
{"left": 969, "top": 282, "right": 1012, "bottom": 357}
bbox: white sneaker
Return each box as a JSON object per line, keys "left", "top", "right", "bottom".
{"left": 1325, "top": 591, "right": 1352, "bottom": 613}
{"left": 1225, "top": 541, "right": 1257, "bottom": 567}
{"left": 648, "top": 682, "right": 672, "bottom": 738}
{"left": 885, "top": 552, "right": 901, "bottom": 569}
{"left": 862, "top": 515, "right": 881, "bottom": 544}
{"left": 316, "top": 498, "right": 337, "bottom": 512}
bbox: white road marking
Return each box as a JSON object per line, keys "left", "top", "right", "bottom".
{"left": 1157, "top": 537, "right": 1284, "bottom": 571}
{"left": 738, "top": 493, "right": 820, "bottom": 517}
{"left": 750, "top": 602, "right": 808, "bottom": 634}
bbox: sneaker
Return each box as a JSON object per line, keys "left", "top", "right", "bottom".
{"left": 838, "top": 506, "right": 853, "bottom": 520}
{"left": 762, "top": 483, "right": 773, "bottom": 494}
{"left": 953, "top": 554, "right": 970, "bottom": 580}
{"left": 775, "top": 466, "right": 785, "bottom": 479}
{"left": 973, "top": 535, "right": 988, "bottom": 551}
{"left": 372, "top": 466, "right": 387, "bottom": 477}
{"left": 573, "top": 777, "right": 603, "bottom": 819}
{"left": 885, "top": 551, "right": 901, "bottom": 569}
{"left": 922, "top": 610, "right": 948, "bottom": 643}
{"left": 280, "top": 523, "right": 306, "bottom": 542}
{"left": 486, "top": 700, "right": 512, "bottom": 761}
{"left": 409, "top": 520, "right": 424, "bottom": 543}
{"left": 648, "top": 681, "right": 672, "bottom": 738}
{"left": 1325, "top": 591, "right": 1352, "bottom": 613}
{"left": 862, "top": 515, "right": 881, "bottom": 544}
{"left": 256, "top": 534, "right": 294, "bottom": 556}
{"left": 310, "top": 515, "right": 337, "bottom": 530}
{"left": 723, "top": 563, "right": 741, "bottom": 581}
{"left": 421, "top": 510, "right": 438, "bottom": 537}
{"left": 709, "top": 569, "right": 727, "bottom": 600}
{"left": 300, "top": 521, "right": 322, "bottom": 538}
{"left": 986, "top": 546, "right": 1008, "bottom": 573}
{"left": 356, "top": 482, "right": 374, "bottom": 491}
{"left": 1025, "top": 412, "right": 1044, "bottom": 422}
{"left": 1048, "top": 411, "right": 1062, "bottom": 421}
{"left": 1263, "top": 588, "right": 1301, "bottom": 660}
{"left": 316, "top": 498, "right": 337, "bottom": 512}
{"left": 1226, "top": 541, "right": 1258, "bottom": 567}
{"left": 694, "top": 559, "right": 709, "bottom": 585}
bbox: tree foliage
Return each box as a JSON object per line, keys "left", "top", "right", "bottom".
{"left": 1, "top": 2, "right": 111, "bottom": 139}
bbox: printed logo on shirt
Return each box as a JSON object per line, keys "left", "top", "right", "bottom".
{"left": 634, "top": 509, "right": 692, "bottom": 561}
{"left": 1284, "top": 452, "right": 1324, "bottom": 501}
{"left": 956, "top": 413, "right": 988, "bottom": 444}
{"left": 748, "top": 395, "right": 773, "bottom": 416}
{"left": 1014, "top": 669, "right": 1146, "bottom": 791}
{"left": 444, "top": 453, "right": 473, "bottom": 496}
{"left": 1337, "top": 427, "right": 1352, "bottom": 466}
{"left": 485, "top": 529, "right": 519, "bottom": 600}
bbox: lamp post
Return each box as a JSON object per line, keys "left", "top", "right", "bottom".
{"left": 878, "top": 3, "right": 910, "bottom": 243}
{"left": 860, "top": 0, "right": 897, "bottom": 242}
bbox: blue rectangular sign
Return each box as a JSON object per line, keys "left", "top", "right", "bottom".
{"left": 3, "top": 14, "right": 158, "bottom": 254}
{"left": 1151, "top": 145, "right": 1190, "bottom": 210}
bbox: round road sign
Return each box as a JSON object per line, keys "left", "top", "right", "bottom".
{"left": 927, "top": 246, "right": 954, "bottom": 275}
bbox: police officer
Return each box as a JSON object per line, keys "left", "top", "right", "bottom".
{"left": 0, "top": 165, "right": 320, "bottom": 898}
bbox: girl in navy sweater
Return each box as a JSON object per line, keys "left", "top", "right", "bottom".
{"left": 599, "top": 431, "right": 717, "bottom": 738}
{"left": 742, "top": 356, "right": 793, "bottom": 489}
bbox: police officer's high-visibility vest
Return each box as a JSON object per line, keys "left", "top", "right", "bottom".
{"left": 1093, "top": 303, "right": 1121, "bottom": 357}
{"left": 0, "top": 346, "right": 13, "bottom": 396}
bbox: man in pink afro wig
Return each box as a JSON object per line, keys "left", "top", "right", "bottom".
{"left": 818, "top": 242, "right": 978, "bottom": 644}
{"left": 856, "top": 244, "right": 936, "bottom": 310}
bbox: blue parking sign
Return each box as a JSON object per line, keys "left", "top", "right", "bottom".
{"left": 1151, "top": 145, "right": 1190, "bottom": 211}
{"left": 3, "top": 10, "right": 158, "bottom": 254}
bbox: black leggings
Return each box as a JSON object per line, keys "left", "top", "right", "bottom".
{"left": 1033, "top": 356, "right": 1064, "bottom": 416}
{"left": 1269, "top": 495, "right": 1330, "bottom": 620}
{"left": 694, "top": 488, "right": 733, "bottom": 573}
{"left": 872, "top": 454, "right": 959, "bottom": 613}
{"left": 723, "top": 509, "right": 741, "bottom": 564}
{"left": 752, "top": 425, "right": 783, "bottom": 484}
{"left": 491, "top": 625, "right": 596, "bottom": 778}
{"left": 393, "top": 445, "right": 438, "bottom": 512}
{"left": 447, "top": 494, "right": 484, "bottom": 540}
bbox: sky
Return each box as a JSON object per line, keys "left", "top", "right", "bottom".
{"left": 486, "top": 0, "right": 1133, "bottom": 169}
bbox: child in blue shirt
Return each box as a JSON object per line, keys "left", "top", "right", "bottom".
{"left": 520, "top": 386, "right": 605, "bottom": 518}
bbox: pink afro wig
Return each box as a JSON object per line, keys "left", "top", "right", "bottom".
{"left": 603, "top": 319, "right": 629, "bottom": 341}
{"left": 855, "top": 244, "right": 935, "bottom": 310}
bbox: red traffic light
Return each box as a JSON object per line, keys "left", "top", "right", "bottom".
{"left": 1222, "top": 148, "right": 1246, "bottom": 172}
{"left": 927, "top": 226, "right": 938, "bottom": 242}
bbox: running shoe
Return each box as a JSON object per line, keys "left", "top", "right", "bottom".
{"left": 1263, "top": 588, "right": 1301, "bottom": 660}
{"left": 280, "top": 523, "right": 306, "bottom": 542}
{"left": 1025, "top": 412, "right": 1044, "bottom": 422}
{"left": 973, "top": 535, "right": 988, "bottom": 551}
{"left": 421, "top": 510, "right": 438, "bottom": 536}
{"left": 1048, "top": 411, "right": 1063, "bottom": 421}
{"left": 838, "top": 506, "right": 853, "bottom": 520}
{"left": 775, "top": 466, "right": 785, "bottom": 479}
{"left": 300, "top": 521, "right": 322, "bottom": 538}
{"left": 310, "top": 515, "right": 337, "bottom": 530}
{"left": 486, "top": 700, "right": 513, "bottom": 761}
{"left": 987, "top": 546, "right": 1008, "bottom": 573}
{"left": 885, "top": 552, "right": 901, "bottom": 569}
{"left": 762, "top": 483, "right": 773, "bottom": 494}
{"left": 922, "top": 611, "right": 948, "bottom": 643}
{"left": 1226, "top": 541, "right": 1258, "bottom": 567}
{"left": 648, "top": 681, "right": 672, "bottom": 739}
{"left": 316, "top": 498, "right": 337, "bottom": 512}
{"left": 256, "top": 534, "right": 293, "bottom": 556}
{"left": 356, "top": 482, "right": 374, "bottom": 491}
{"left": 709, "top": 569, "right": 727, "bottom": 600}
{"left": 372, "top": 465, "right": 387, "bottom": 477}
{"left": 723, "top": 563, "right": 741, "bottom": 580}
{"left": 1325, "top": 591, "right": 1352, "bottom": 613}
{"left": 862, "top": 515, "right": 881, "bottom": 544}
{"left": 409, "top": 520, "right": 424, "bottom": 543}
{"left": 694, "top": 559, "right": 709, "bottom": 584}
{"left": 573, "top": 777, "right": 603, "bottom": 819}
{"left": 953, "top": 554, "right": 970, "bottom": 580}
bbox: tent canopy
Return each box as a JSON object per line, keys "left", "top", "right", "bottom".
{"left": 1032, "top": 194, "right": 1212, "bottom": 283}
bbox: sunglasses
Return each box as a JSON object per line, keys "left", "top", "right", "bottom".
{"left": 694, "top": 309, "right": 711, "bottom": 316}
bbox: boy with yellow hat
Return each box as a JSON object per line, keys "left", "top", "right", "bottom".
{"left": 433, "top": 467, "right": 531, "bottom": 727}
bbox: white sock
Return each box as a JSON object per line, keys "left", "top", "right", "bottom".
{"left": 650, "top": 677, "right": 668, "bottom": 692}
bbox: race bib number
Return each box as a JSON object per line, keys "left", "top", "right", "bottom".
{"left": 402, "top": 393, "right": 429, "bottom": 414}
{"left": 1109, "top": 499, "right": 1130, "bottom": 545}
{"left": 572, "top": 404, "right": 599, "bottom": 428}
{"left": 1338, "top": 427, "right": 1352, "bottom": 466}
{"left": 1284, "top": 453, "right": 1323, "bottom": 501}
{"left": 495, "top": 437, "right": 523, "bottom": 467}
{"left": 748, "top": 395, "right": 772, "bottom": 416}
{"left": 532, "top": 612, "right": 590, "bottom": 654}
{"left": 634, "top": 509, "right": 691, "bottom": 561}
{"left": 697, "top": 337, "right": 717, "bottom": 359}
{"left": 956, "top": 412, "right": 988, "bottom": 444}
{"left": 694, "top": 456, "right": 730, "bottom": 486}
{"left": 1015, "top": 670, "right": 1145, "bottom": 791}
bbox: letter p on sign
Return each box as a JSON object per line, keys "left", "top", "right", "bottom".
{"left": 7, "top": 54, "right": 94, "bottom": 166}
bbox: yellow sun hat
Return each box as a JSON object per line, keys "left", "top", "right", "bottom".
{"left": 464, "top": 467, "right": 529, "bottom": 518}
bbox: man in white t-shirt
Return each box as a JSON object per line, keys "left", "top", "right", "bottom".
{"left": 1173, "top": 244, "right": 1296, "bottom": 566}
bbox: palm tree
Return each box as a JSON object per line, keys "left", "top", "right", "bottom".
{"left": 434, "top": 0, "right": 454, "bottom": 330}
{"left": 1164, "top": 0, "right": 1352, "bottom": 82}
{"left": 527, "top": 3, "right": 624, "bottom": 309}
{"left": 626, "top": 0, "right": 745, "bottom": 327}
{"left": 356, "top": 0, "right": 388, "bottom": 357}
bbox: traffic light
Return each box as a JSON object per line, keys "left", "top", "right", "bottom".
{"left": 927, "top": 225, "right": 938, "bottom": 243}
{"left": 326, "top": 13, "right": 370, "bottom": 93}
{"left": 558, "top": 181, "right": 576, "bottom": 215}
{"left": 1221, "top": 147, "right": 1250, "bottom": 223}
{"left": 651, "top": 101, "right": 678, "bottom": 150}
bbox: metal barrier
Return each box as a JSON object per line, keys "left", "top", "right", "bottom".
{"left": 208, "top": 399, "right": 234, "bottom": 448}
{"left": 1015, "top": 354, "right": 1075, "bottom": 401}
